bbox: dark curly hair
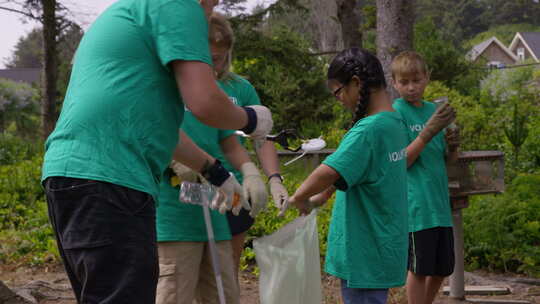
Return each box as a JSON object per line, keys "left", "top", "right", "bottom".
{"left": 327, "top": 48, "right": 386, "bottom": 127}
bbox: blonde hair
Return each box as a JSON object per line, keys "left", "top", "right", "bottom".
{"left": 391, "top": 51, "right": 430, "bottom": 79}
{"left": 209, "top": 12, "right": 234, "bottom": 80}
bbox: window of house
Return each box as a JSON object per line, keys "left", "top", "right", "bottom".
{"left": 517, "top": 47, "right": 525, "bottom": 61}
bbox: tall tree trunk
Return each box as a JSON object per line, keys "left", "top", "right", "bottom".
{"left": 337, "top": 0, "right": 362, "bottom": 49}
{"left": 308, "top": 0, "right": 343, "bottom": 52}
{"left": 376, "top": 0, "right": 415, "bottom": 99}
{"left": 41, "top": 0, "right": 58, "bottom": 139}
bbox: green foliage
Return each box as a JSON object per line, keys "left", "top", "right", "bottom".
{"left": 0, "top": 79, "right": 40, "bottom": 138}
{"left": 0, "top": 154, "right": 58, "bottom": 265}
{"left": 232, "top": 26, "right": 334, "bottom": 133}
{"left": 463, "top": 173, "right": 540, "bottom": 277}
{"left": 504, "top": 103, "right": 529, "bottom": 165}
{"left": 425, "top": 64, "right": 540, "bottom": 177}
{"left": 414, "top": 18, "right": 487, "bottom": 97}
{"left": 0, "top": 134, "right": 43, "bottom": 165}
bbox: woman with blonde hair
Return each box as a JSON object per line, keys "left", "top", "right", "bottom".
{"left": 155, "top": 13, "right": 287, "bottom": 304}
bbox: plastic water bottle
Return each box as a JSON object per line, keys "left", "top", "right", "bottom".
{"left": 179, "top": 181, "right": 219, "bottom": 207}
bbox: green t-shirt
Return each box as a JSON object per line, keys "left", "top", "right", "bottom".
{"left": 41, "top": 0, "right": 212, "bottom": 199}
{"left": 323, "top": 111, "right": 409, "bottom": 289}
{"left": 218, "top": 74, "right": 262, "bottom": 183}
{"left": 156, "top": 74, "right": 260, "bottom": 242}
{"left": 392, "top": 98, "right": 452, "bottom": 232}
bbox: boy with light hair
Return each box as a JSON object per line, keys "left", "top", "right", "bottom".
{"left": 391, "top": 51, "right": 460, "bottom": 304}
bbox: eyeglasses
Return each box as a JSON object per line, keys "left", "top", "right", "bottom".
{"left": 332, "top": 85, "right": 345, "bottom": 99}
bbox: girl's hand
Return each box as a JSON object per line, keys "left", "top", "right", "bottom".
{"left": 288, "top": 195, "right": 312, "bottom": 216}
{"left": 308, "top": 192, "right": 330, "bottom": 208}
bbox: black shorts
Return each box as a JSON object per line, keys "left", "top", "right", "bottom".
{"left": 226, "top": 208, "right": 255, "bottom": 235}
{"left": 408, "top": 226, "right": 455, "bottom": 276}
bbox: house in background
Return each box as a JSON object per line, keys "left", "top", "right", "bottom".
{"left": 466, "top": 37, "right": 518, "bottom": 68}
{"left": 0, "top": 68, "right": 41, "bottom": 85}
{"left": 508, "top": 32, "right": 540, "bottom": 63}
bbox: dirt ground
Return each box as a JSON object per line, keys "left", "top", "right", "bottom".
{"left": 1, "top": 263, "right": 538, "bottom": 304}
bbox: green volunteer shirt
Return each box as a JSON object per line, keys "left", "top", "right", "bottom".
{"left": 156, "top": 74, "right": 260, "bottom": 242}
{"left": 218, "top": 74, "right": 262, "bottom": 183}
{"left": 392, "top": 98, "right": 453, "bottom": 232}
{"left": 41, "top": 0, "right": 211, "bottom": 199}
{"left": 323, "top": 111, "right": 408, "bottom": 289}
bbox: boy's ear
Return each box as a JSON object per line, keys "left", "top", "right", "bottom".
{"left": 390, "top": 76, "right": 398, "bottom": 89}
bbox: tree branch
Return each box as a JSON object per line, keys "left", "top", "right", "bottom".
{"left": 0, "top": 5, "right": 41, "bottom": 21}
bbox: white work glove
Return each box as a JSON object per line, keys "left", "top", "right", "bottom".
{"left": 212, "top": 173, "right": 250, "bottom": 214}
{"left": 269, "top": 175, "right": 289, "bottom": 216}
{"left": 243, "top": 105, "right": 273, "bottom": 140}
{"left": 170, "top": 160, "right": 199, "bottom": 184}
{"left": 240, "top": 162, "right": 268, "bottom": 217}
{"left": 201, "top": 159, "right": 250, "bottom": 214}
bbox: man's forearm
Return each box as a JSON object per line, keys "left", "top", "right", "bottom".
{"left": 173, "top": 131, "right": 214, "bottom": 172}
{"left": 220, "top": 136, "right": 251, "bottom": 171}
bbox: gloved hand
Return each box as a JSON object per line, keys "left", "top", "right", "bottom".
{"left": 419, "top": 102, "right": 456, "bottom": 143}
{"left": 202, "top": 159, "right": 250, "bottom": 214}
{"left": 241, "top": 105, "right": 273, "bottom": 140}
{"left": 170, "top": 160, "right": 199, "bottom": 185}
{"left": 445, "top": 126, "right": 460, "bottom": 152}
{"left": 240, "top": 162, "right": 268, "bottom": 217}
{"left": 268, "top": 175, "right": 289, "bottom": 216}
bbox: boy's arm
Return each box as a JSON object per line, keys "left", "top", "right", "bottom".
{"left": 407, "top": 102, "right": 457, "bottom": 167}
{"left": 406, "top": 137, "right": 427, "bottom": 167}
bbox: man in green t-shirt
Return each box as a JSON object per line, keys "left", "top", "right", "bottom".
{"left": 391, "top": 51, "right": 459, "bottom": 304}
{"left": 289, "top": 48, "right": 408, "bottom": 304}
{"left": 40, "top": 0, "right": 273, "bottom": 303}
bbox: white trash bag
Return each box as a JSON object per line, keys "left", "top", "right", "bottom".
{"left": 253, "top": 210, "right": 322, "bottom": 304}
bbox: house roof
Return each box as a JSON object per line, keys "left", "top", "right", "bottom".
{"left": 467, "top": 37, "right": 518, "bottom": 62}
{"left": 0, "top": 68, "right": 41, "bottom": 84}
{"left": 509, "top": 32, "right": 540, "bottom": 61}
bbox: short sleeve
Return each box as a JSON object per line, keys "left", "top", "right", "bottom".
{"left": 151, "top": 0, "right": 212, "bottom": 67}
{"left": 323, "top": 129, "right": 373, "bottom": 187}
{"left": 219, "top": 129, "right": 236, "bottom": 141}
{"left": 240, "top": 79, "right": 261, "bottom": 106}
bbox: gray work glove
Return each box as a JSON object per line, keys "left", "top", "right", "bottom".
{"left": 419, "top": 102, "right": 456, "bottom": 143}
{"left": 269, "top": 176, "right": 289, "bottom": 216}
{"left": 244, "top": 105, "right": 273, "bottom": 140}
{"left": 240, "top": 162, "right": 268, "bottom": 217}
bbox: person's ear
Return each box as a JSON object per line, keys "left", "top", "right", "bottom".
{"left": 391, "top": 77, "right": 398, "bottom": 90}
{"left": 350, "top": 75, "right": 362, "bottom": 91}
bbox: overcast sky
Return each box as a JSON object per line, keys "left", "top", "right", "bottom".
{"left": 0, "top": 0, "right": 271, "bottom": 68}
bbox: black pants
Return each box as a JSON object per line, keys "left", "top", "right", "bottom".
{"left": 44, "top": 177, "right": 158, "bottom": 304}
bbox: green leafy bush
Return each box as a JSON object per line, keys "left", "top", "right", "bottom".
{"left": 0, "top": 154, "right": 57, "bottom": 265}
{"left": 233, "top": 26, "right": 335, "bottom": 133}
{"left": 0, "top": 79, "right": 40, "bottom": 138}
{"left": 463, "top": 173, "right": 540, "bottom": 277}
{"left": 0, "top": 133, "right": 43, "bottom": 165}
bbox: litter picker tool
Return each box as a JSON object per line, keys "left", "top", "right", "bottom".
{"left": 235, "top": 129, "right": 327, "bottom": 165}
{"left": 179, "top": 182, "right": 227, "bottom": 304}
